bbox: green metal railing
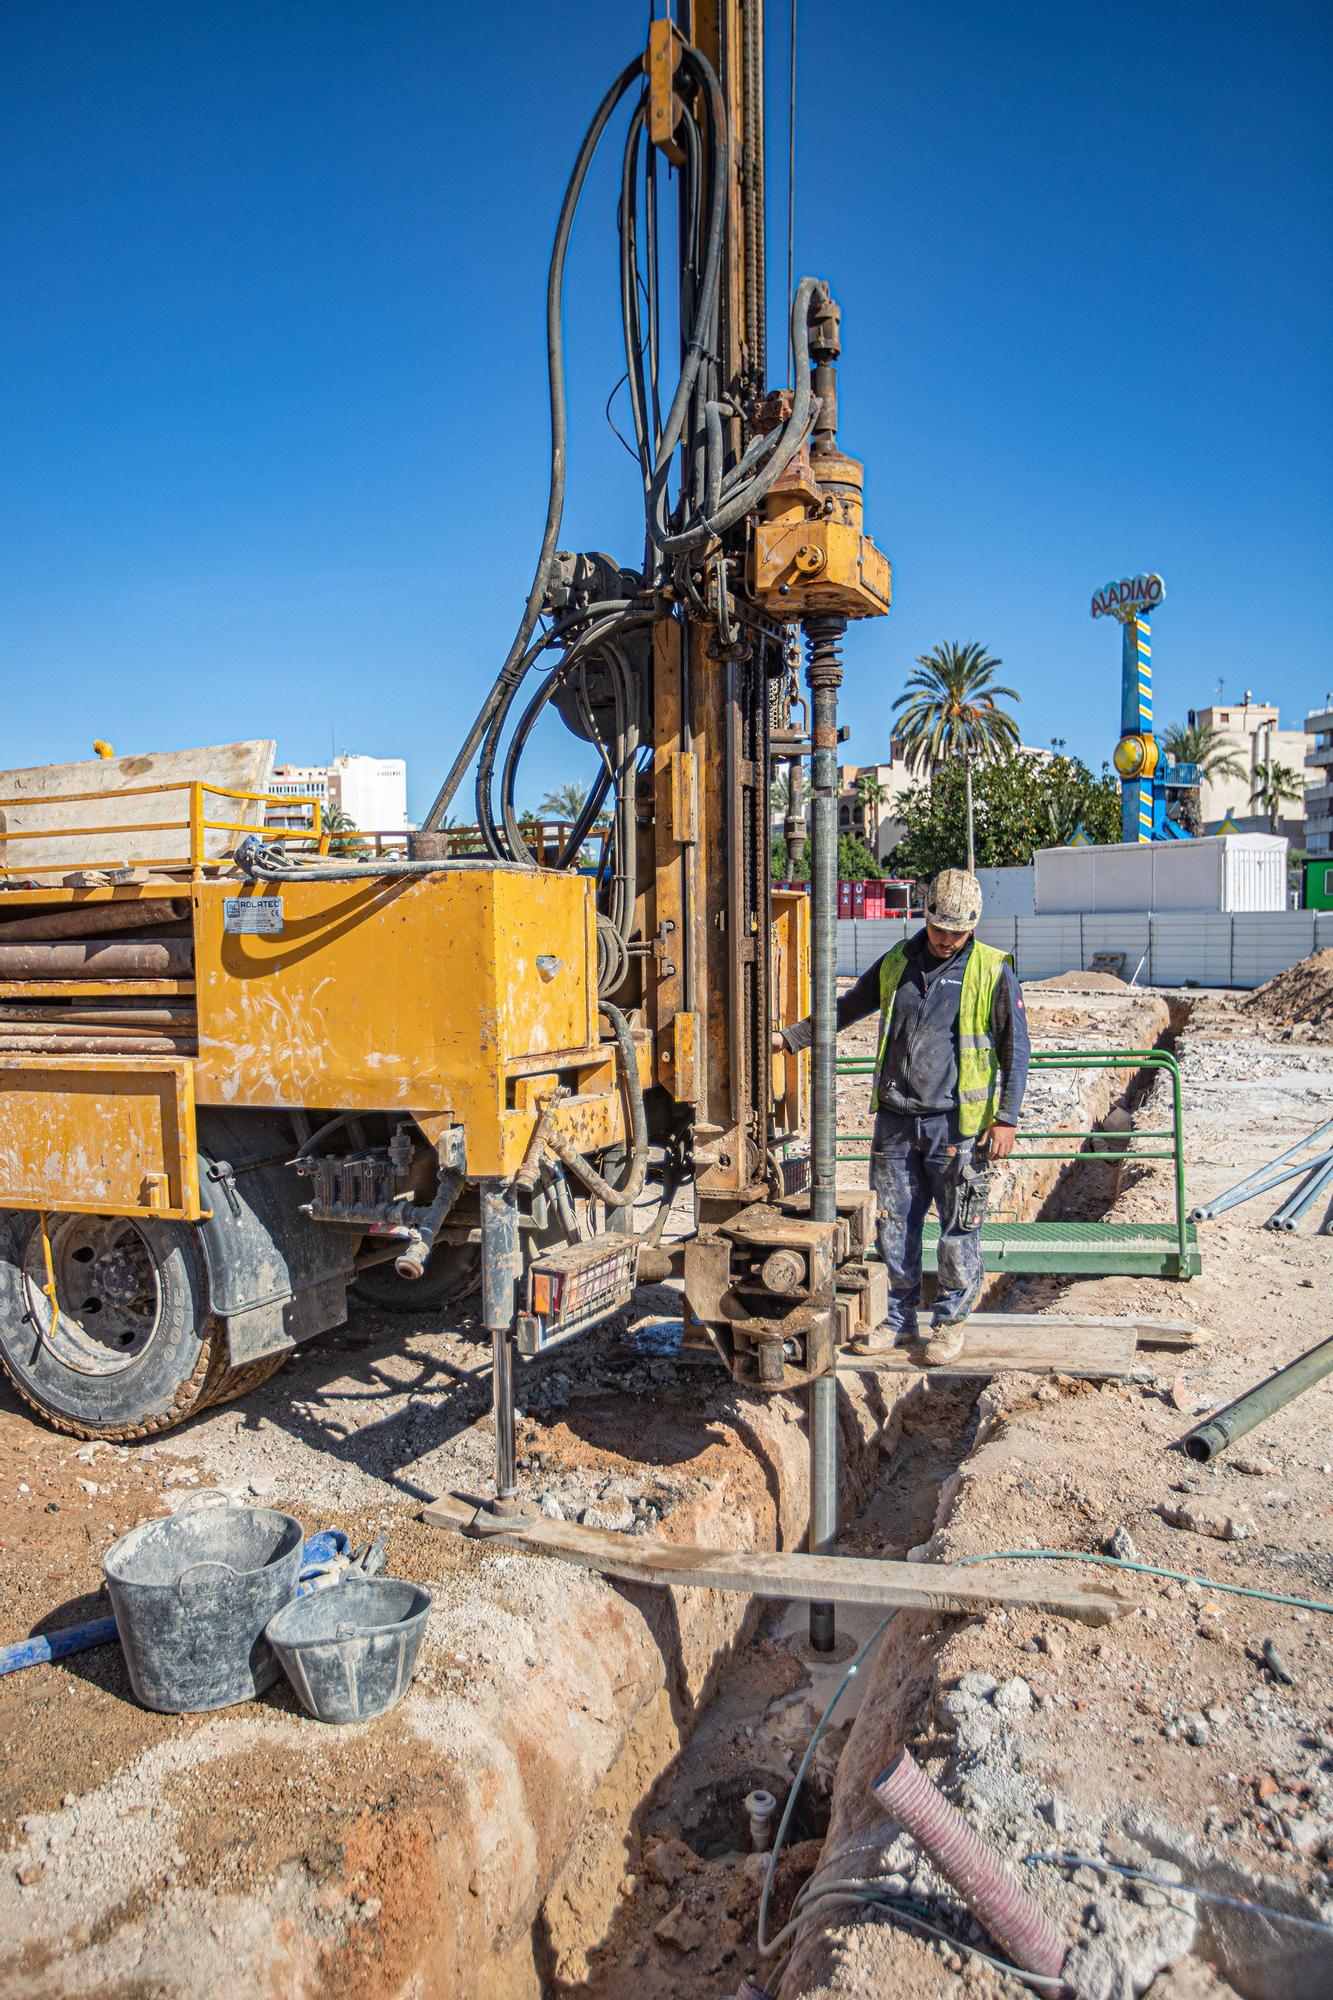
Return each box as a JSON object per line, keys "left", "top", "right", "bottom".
{"left": 835, "top": 1047, "right": 1198, "bottom": 1279}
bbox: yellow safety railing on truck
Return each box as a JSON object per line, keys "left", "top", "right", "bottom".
{"left": 0, "top": 780, "right": 327, "bottom": 882}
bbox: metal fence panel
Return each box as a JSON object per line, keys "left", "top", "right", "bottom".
{"left": 1230, "top": 913, "right": 1316, "bottom": 988}
{"left": 1149, "top": 915, "right": 1234, "bottom": 986}
{"left": 837, "top": 908, "right": 1322, "bottom": 989}
{"left": 976, "top": 916, "right": 1018, "bottom": 959}
{"left": 1015, "top": 916, "right": 1082, "bottom": 980}
{"left": 1078, "top": 914, "right": 1151, "bottom": 979}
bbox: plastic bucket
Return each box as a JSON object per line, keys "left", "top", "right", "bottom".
{"left": 265, "top": 1576, "right": 431, "bottom": 1724}
{"left": 104, "top": 1497, "right": 304, "bottom": 1713}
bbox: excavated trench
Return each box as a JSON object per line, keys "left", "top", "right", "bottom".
{"left": 526, "top": 987, "right": 1185, "bottom": 1996}
{"left": 3, "top": 987, "right": 1221, "bottom": 2000}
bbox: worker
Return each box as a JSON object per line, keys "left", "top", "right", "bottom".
{"left": 774, "top": 869, "right": 1030, "bottom": 1365}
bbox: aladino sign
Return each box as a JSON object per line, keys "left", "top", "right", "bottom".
{"left": 1091, "top": 574, "right": 1166, "bottom": 621}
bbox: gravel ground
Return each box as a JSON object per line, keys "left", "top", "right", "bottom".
{"left": 773, "top": 993, "right": 1333, "bottom": 2000}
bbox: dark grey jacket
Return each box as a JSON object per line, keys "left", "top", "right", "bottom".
{"left": 781, "top": 929, "right": 1030, "bottom": 1126}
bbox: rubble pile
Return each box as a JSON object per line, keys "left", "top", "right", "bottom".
{"left": 1244, "top": 949, "right": 1333, "bottom": 1034}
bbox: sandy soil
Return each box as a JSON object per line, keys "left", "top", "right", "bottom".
{"left": 5, "top": 986, "right": 1328, "bottom": 2000}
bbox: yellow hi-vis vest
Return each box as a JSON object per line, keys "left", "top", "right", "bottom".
{"left": 874, "top": 939, "right": 1014, "bottom": 1136}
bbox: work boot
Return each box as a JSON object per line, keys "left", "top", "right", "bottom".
{"left": 849, "top": 1318, "right": 914, "bottom": 1356}
{"left": 920, "top": 1319, "right": 967, "bottom": 1367}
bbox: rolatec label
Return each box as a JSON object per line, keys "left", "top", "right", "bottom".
{"left": 223, "top": 896, "right": 284, "bottom": 935}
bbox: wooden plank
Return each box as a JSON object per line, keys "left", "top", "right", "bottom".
{"left": 837, "top": 1312, "right": 1194, "bottom": 1381}
{"left": 420, "top": 1491, "right": 1128, "bottom": 1625}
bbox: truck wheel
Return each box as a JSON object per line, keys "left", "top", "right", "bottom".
{"left": 349, "top": 1244, "right": 481, "bottom": 1314}
{"left": 0, "top": 1210, "right": 280, "bottom": 1440}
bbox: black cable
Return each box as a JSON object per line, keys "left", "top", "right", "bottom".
{"left": 473, "top": 598, "right": 639, "bottom": 858}
{"left": 546, "top": 1002, "right": 648, "bottom": 1207}
{"left": 557, "top": 763, "right": 613, "bottom": 870}
{"left": 788, "top": 0, "right": 798, "bottom": 388}
{"left": 649, "top": 277, "right": 825, "bottom": 554}
{"left": 482, "top": 602, "right": 647, "bottom": 863}
{"left": 498, "top": 613, "right": 651, "bottom": 869}
{"left": 647, "top": 46, "right": 729, "bottom": 554}
{"left": 618, "top": 100, "right": 655, "bottom": 501}
{"left": 421, "top": 56, "right": 644, "bottom": 835}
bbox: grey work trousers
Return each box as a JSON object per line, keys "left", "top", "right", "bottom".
{"left": 869, "top": 1108, "right": 985, "bottom": 1334}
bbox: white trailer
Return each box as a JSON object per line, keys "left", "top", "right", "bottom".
{"left": 1035, "top": 834, "right": 1288, "bottom": 914}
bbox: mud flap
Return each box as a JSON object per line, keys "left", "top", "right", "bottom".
{"left": 196, "top": 1110, "right": 355, "bottom": 1365}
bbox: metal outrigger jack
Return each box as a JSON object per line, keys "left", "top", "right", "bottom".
{"left": 473, "top": 1180, "right": 534, "bottom": 1534}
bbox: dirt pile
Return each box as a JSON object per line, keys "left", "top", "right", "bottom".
{"left": 1244, "top": 949, "right": 1333, "bottom": 1032}
{"left": 1031, "top": 969, "right": 1132, "bottom": 992}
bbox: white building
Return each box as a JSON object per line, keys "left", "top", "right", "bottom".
{"left": 1193, "top": 698, "right": 1306, "bottom": 838}
{"left": 270, "top": 753, "right": 411, "bottom": 835}
{"left": 1304, "top": 700, "right": 1333, "bottom": 857}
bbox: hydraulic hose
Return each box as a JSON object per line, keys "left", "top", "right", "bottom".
{"left": 545, "top": 1002, "right": 648, "bottom": 1209}
{"left": 497, "top": 609, "right": 654, "bottom": 869}
{"left": 421, "top": 56, "right": 644, "bottom": 835}
{"left": 649, "top": 277, "right": 826, "bottom": 555}
{"left": 618, "top": 100, "right": 656, "bottom": 504}
{"left": 475, "top": 599, "right": 642, "bottom": 859}
{"left": 556, "top": 763, "right": 613, "bottom": 869}
{"left": 233, "top": 836, "right": 527, "bottom": 883}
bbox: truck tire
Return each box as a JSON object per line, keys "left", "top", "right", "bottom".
{"left": 349, "top": 1244, "right": 481, "bottom": 1315}
{"left": 0, "top": 1210, "right": 283, "bottom": 1440}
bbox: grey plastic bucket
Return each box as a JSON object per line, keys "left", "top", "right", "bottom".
{"left": 265, "top": 1576, "right": 431, "bottom": 1724}
{"left": 104, "top": 1497, "right": 304, "bottom": 1713}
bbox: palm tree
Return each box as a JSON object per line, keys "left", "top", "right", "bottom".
{"left": 538, "top": 780, "right": 589, "bottom": 822}
{"left": 1160, "top": 720, "right": 1246, "bottom": 835}
{"left": 1249, "top": 762, "right": 1304, "bottom": 833}
{"left": 892, "top": 643, "right": 1020, "bottom": 870}
{"left": 322, "top": 806, "right": 368, "bottom": 858}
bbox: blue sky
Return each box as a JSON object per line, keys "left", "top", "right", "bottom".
{"left": 4, "top": 2, "right": 1331, "bottom": 820}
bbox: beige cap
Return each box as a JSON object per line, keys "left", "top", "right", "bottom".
{"left": 925, "top": 868, "right": 983, "bottom": 932}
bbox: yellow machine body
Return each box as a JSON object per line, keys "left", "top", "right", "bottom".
{"left": 0, "top": 842, "right": 645, "bottom": 1212}
{"left": 0, "top": 1053, "right": 201, "bottom": 1220}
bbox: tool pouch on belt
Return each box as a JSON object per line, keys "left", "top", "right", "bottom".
{"left": 956, "top": 1161, "right": 992, "bottom": 1233}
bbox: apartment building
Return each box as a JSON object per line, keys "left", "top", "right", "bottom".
{"left": 269, "top": 753, "right": 411, "bottom": 834}
{"left": 1193, "top": 698, "right": 1306, "bottom": 837}
{"left": 1304, "top": 701, "right": 1333, "bottom": 857}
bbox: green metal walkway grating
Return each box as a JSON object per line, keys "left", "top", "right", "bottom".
{"left": 836, "top": 1047, "right": 1201, "bottom": 1281}
{"left": 921, "top": 1217, "right": 1201, "bottom": 1280}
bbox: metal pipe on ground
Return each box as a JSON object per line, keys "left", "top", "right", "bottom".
{"left": 870, "top": 1747, "right": 1068, "bottom": 1979}
{"left": 1191, "top": 1116, "right": 1333, "bottom": 1220}
{"left": 1266, "top": 1153, "right": 1333, "bottom": 1232}
{"left": 1191, "top": 1151, "right": 1333, "bottom": 1223}
{"left": 1183, "top": 1333, "right": 1333, "bottom": 1463}
{"left": 805, "top": 613, "right": 845, "bottom": 1655}
{"left": 0, "top": 940, "right": 194, "bottom": 978}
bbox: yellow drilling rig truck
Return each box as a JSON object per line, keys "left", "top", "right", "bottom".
{"left": 0, "top": 2, "right": 889, "bottom": 1632}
